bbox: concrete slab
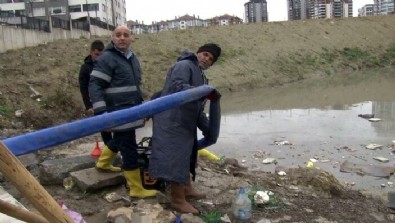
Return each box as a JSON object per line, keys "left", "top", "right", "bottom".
{"left": 38, "top": 155, "right": 96, "bottom": 185}
{"left": 0, "top": 186, "right": 27, "bottom": 223}
{"left": 70, "top": 167, "right": 124, "bottom": 192}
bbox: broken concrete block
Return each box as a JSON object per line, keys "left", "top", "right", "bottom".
{"left": 39, "top": 155, "right": 96, "bottom": 185}
{"left": 70, "top": 167, "right": 124, "bottom": 192}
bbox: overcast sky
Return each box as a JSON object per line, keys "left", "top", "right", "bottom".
{"left": 125, "top": 0, "right": 374, "bottom": 24}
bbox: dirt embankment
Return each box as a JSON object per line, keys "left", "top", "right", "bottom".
{"left": 0, "top": 15, "right": 394, "bottom": 130}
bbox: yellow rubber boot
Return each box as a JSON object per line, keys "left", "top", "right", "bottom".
{"left": 96, "top": 146, "right": 122, "bottom": 172}
{"left": 198, "top": 148, "right": 220, "bottom": 161}
{"left": 124, "top": 169, "right": 157, "bottom": 198}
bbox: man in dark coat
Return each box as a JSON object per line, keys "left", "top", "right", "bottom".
{"left": 78, "top": 40, "right": 121, "bottom": 172}
{"left": 89, "top": 26, "right": 156, "bottom": 199}
{"left": 78, "top": 40, "right": 104, "bottom": 116}
{"left": 149, "top": 43, "right": 221, "bottom": 214}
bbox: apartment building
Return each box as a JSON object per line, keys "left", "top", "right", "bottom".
{"left": 244, "top": 0, "right": 268, "bottom": 23}
{"left": 167, "top": 14, "right": 205, "bottom": 30}
{"left": 358, "top": 4, "right": 374, "bottom": 16}
{"left": 373, "top": 0, "right": 395, "bottom": 15}
{"left": 209, "top": 14, "right": 243, "bottom": 26}
{"left": 332, "top": 0, "right": 352, "bottom": 18}
{"left": 0, "top": 0, "right": 126, "bottom": 26}
{"left": 127, "top": 14, "right": 242, "bottom": 34}
{"left": 288, "top": 0, "right": 308, "bottom": 20}
{"left": 307, "top": 0, "right": 352, "bottom": 19}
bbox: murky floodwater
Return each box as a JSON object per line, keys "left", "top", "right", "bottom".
{"left": 139, "top": 71, "right": 395, "bottom": 193}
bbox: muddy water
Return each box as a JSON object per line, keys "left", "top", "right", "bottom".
{"left": 138, "top": 69, "right": 395, "bottom": 193}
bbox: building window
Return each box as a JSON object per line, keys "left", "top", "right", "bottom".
{"left": 0, "top": 0, "right": 13, "bottom": 3}
{"left": 15, "top": 9, "right": 25, "bottom": 16}
{"left": 50, "top": 6, "right": 66, "bottom": 15}
{"left": 13, "top": 0, "right": 25, "bottom": 2}
{"left": 33, "top": 7, "right": 45, "bottom": 16}
{"left": 69, "top": 5, "right": 81, "bottom": 13}
{"left": 83, "top": 3, "right": 99, "bottom": 12}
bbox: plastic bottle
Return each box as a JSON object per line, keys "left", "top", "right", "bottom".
{"left": 232, "top": 188, "right": 252, "bottom": 223}
{"left": 63, "top": 176, "right": 75, "bottom": 190}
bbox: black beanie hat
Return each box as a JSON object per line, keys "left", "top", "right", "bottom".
{"left": 197, "top": 43, "right": 221, "bottom": 63}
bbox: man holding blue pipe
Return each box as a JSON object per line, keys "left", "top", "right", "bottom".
{"left": 89, "top": 25, "right": 156, "bottom": 200}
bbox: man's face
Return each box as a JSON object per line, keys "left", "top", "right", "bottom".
{"left": 112, "top": 26, "right": 132, "bottom": 52}
{"left": 197, "top": 51, "right": 214, "bottom": 70}
{"left": 90, "top": 48, "right": 103, "bottom": 60}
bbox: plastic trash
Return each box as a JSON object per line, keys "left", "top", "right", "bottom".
{"left": 63, "top": 176, "right": 75, "bottom": 190}
{"left": 198, "top": 148, "right": 220, "bottom": 161}
{"left": 232, "top": 188, "right": 252, "bottom": 222}
{"left": 58, "top": 200, "right": 87, "bottom": 223}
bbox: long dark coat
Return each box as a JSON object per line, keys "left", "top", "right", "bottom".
{"left": 149, "top": 50, "right": 210, "bottom": 184}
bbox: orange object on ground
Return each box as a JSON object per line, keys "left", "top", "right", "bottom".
{"left": 90, "top": 141, "right": 102, "bottom": 158}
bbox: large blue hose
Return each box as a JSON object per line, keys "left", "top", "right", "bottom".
{"left": 4, "top": 85, "right": 221, "bottom": 156}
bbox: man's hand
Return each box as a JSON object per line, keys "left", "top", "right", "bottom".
{"left": 206, "top": 90, "right": 221, "bottom": 101}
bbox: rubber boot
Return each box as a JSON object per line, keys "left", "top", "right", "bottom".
{"left": 185, "top": 177, "right": 206, "bottom": 200}
{"left": 96, "top": 146, "right": 122, "bottom": 172}
{"left": 124, "top": 169, "right": 157, "bottom": 198}
{"left": 171, "top": 182, "right": 199, "bottom": 214}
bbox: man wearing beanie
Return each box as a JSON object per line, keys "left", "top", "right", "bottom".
{"left": 149, "top": 43, "right": 221, "bottom": 214}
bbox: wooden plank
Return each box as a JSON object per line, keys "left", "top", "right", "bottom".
{"left": 0, "top": 199, "right": 49, "bottom": 223}
{"left": 0, "top": 141, "right": 74, "bottom": 223}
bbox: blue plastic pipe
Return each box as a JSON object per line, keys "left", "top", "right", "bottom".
{"left": 4, "top": 85, "right": 220, "bottom": 156}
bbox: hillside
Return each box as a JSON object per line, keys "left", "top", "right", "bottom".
{"left": 0, "top": 15, "right": 394, "bottom": 130}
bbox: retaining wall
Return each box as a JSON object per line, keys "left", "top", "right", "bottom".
{"left": 0, "top": 25, "right": 111, "bottom": 53}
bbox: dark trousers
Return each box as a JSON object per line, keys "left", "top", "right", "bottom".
{"left": 101, "top": 131, "right": 117, "bottom": 151}
{"left": 107, "top": 130, "right": 138, "bottom": 170}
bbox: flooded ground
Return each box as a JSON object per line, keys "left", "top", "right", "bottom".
{"left": 137, "top": 70, "right": 395, "bottom": 194}
{"left": 211, "top": 72, "right": 395, "bottom": 194}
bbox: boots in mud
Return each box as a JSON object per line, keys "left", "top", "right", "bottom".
{"left": 124, "top": 169, "right": 157, "bottom": 203}
{"left": 185, "top": 176, "right": 206, "bottom": 200}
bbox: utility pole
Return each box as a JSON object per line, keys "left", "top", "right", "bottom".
{"left": 85, "top": 0, "right": 91, "bottom": 37}
{"left": 106, "top": 0, "right": 109, "bottom": 31}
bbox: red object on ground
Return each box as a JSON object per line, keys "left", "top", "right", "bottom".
{"left": 90, "top": 141, "right": 102, "bottom": 158}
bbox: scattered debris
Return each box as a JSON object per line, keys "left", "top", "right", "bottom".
{"left": 365, "top": 144, "right": 383, "bottom": 150}
{"left": 340, "top": 160, "right": 395, "bottom": 177}
{"left": 104, "top": 192, "right": 123, "bottom": 203}
{"left": 220, "top": 214, "right": 231, "bottom": 223}
{"left": 373, "top": 156, "right": 389, "bottom": 163}
{"left": 254, "top": 191, "right": 270, "bottom": 205}
{"left": 27, "top": 84, "right": 42, "bottom": 100}
{"left": 277, "top": 171, "right": 287, "bottom": 176}
{"left": 58, "top": 201, "right": 87, "bottom": 223}
{"left": 62, "top": 177, "right": 75, "bottom": 190}
{"left": 14, "top": 110, "right": 24, "bottom": 117}
{"left": 337, "top": 146, "right": 357, "bottom": 152}
{"left": 358, "top": 114, "right": 374, "bottom": 119}
{"left": 274, "top": 140, "right": 292, "bottom": 146}
{"left": 262, "top": 158, "right": 277, "bottom": 164}
{"left": 368, "top": 118, "right": 382, "bottom": 122}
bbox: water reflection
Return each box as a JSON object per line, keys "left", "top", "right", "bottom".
{"left": 210, "top": 99, "right": 395, "bottom": 192}
{"left": 373, "top": 101, "right": 395, "bottom": 135}
{"left": 220, "top": 101, "right": 395, "bottom": 145}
